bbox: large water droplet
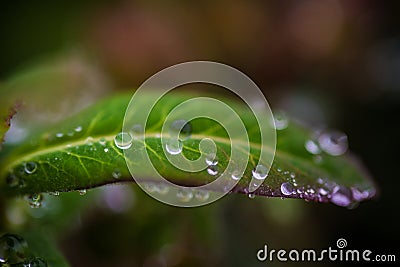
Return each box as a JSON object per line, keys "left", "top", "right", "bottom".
{"left": 318, "top": 130, "right": 348, "bottom": 156}
{"left": 169, "top": 120, "right": 192, "bottom": 141}
{"left": 195, "top": 190, "right": 210, "bottom": 201}
{"left": 24, "top": 162, "right": 37, "bottom": 174}
{"left": 114, "top": 132, "right": 133, "bottom": 150}
{"left": 27, "top": 193, "right": 43, "bottom": 208}
{"left": 176, "top": 189, "right": 193, "bottom": 202}
{"left": 0, "top": 234, "right": 29, "bottom": 264}
{"left": 252, "top": 164, "right": 268, "bottom": 180}
{"left": 273, "top": 111, "right": 289, "bottom": 130}
{"left": 112, "top": 170, "right": 121, "bottom": 179}
{"left": 280, "top": 182, "right": 295, "bottom": 196}
{"left": 165, "top": 139, "right": 183, "bottom": 155}
{"left": 305, "top": 140, "right": 321, "bottom": 154}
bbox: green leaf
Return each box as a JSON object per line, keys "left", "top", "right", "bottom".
{"left": 0, "top": 92, "right": 376, "bottom": 208}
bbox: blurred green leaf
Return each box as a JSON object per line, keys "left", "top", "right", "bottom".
{"left": 0, "top": 92, "right": 376, "bottom": 208}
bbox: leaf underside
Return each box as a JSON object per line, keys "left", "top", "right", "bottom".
{"left": 0, "top": 92, "right": 377, "bottom": 207}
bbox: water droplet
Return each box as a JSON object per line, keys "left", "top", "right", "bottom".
{"left": 280, "top": 182, "right": 295, "bottom": 196}
{"left": 104, "top": 148, "right": 109, "bottom": 153}
{"left": 165, "top": 139, "right": 183, "bottom": 155}
{"left": 248, "top": 192, "right": 256, "bottom": 199}
{"left": 273, "top": 111, "right": 289, "bottom": 130}
{"left": 318, "top": 130, "right": 348, "bottom": 156}
{"left": 78, "top": 189, "right": 87, "bottom": 196}
{"left": 144, "top": 182, "right": 158, "bottom": 193}
{"left": 330, "top": 186, "right": 352, "bottom": 207}
{"left": 85, "top": 137, "right": 94, "bottom": 146}
{"left": 6, "top": 174, "right": 19, "bottom": 188}
{"left": 207, "top": 165, "right": 218, "bottom": 176}
{"left": 130, "top": 124, "right": 144, "bottom": 139}
{"left": 24, "top": 162, "right": 37, "bottom": 174}
{"left": 49, "top": 191, "right": 60, "bottom": 196}
{"left": 157, "top": 184, "right": 170, "bottom": 195}
{"left": 290, "top": 172, "right": 296, "bottom": 179}
{"left": 252, "top": 164, "right": 268, "bottom": 180}
{"left": 305, "top": 140, "right": 321, "bottom": 154}
{"left": 169, "top": 120, "right": 192, "bottom": 141}
{"left": 74, "top": 126, "right": 82, "bottom": 132}
{"left": 114, "top": 132, "right": 133, "bottom": 150}
{"left": 25, "top": 257, "right": 48, "bottom": 267}
{"left": 351, "top": 187, "right": 370, "bottom": 201}
{"left": 176, "top": 189, "right": 193, "bottom": 202}
{"left": 230, "top": 170, "right": 241, "bottom": 180}
{"left": 318, "top": 187, "right": 329, "bottom": 196}
{"left": 195, "top": 190, "right": 210, "bottom": 201}
{"left": 0, "top": 234, "right": 29, "bottom": 264}
{"left": 99, "top": 138, "right": 107, "bottom": 146}
{"left": 276, "top": 167, "right": 282, "bottom": 173}
{"left": 205, "top": 153, "right": 218, "bottom": 166}
{"left": 27, "top": 193, "right": 43, "bottom": 208}
{"left": 112, "top": 170, "right": 121, "bottom": 179}
{"left": 55, "top": 133, "right": 63, "bottom": 138}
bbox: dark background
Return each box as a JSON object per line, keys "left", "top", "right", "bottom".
{"left": 1, "top": 1, "right": 399, "bottom": 266}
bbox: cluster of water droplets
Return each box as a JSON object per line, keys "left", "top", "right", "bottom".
{"left": 304, "top": 129, "right": 349, "bottom": 160}
{"left": 0, "top": 234, "right": 48, "bottom": 266}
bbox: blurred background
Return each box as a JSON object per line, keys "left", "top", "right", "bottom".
{"left": 0, "top": 0, "right": 399, "bottom": 266}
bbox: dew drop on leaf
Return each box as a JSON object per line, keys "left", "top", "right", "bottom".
{"left": 130, "top": 124, "right": 144, "bottom": 139}
{"left": 230, "top": 170, "right": 241, "bottom": 181}
{"left": 252, "top": 164, "right": 268, "bottom": 180}
{"left": 248, "top": 192, "right": 256, "bottom": 199}
{"left": 281, "top": 182, "right": 295, "bottom": 196}
{"left": 99, "top": 138, "right": 107, "bottom": 146}
{"left": 205, "top": 153, "right": 218, "bottom": 166}
{"left": 78, "top": 189, "right": 87, "bottom": 196}
{"left": 176, "top": 189, "right": 193, "bottom": 202}
{"left": 114, "top": 132, "right": 133, "bottom": 150}
{"left": 165, "top": 139, "right": 183, "bottom": 155}
{"left": 318, "top": 130, "right": 348, "bottom": 156}
{"left": 24, "top": 162, "right": 37, "bottom": 174}
{"left": 207, "top": 165, "right": 218, "bottom": 176}
{"left": 194, "top": 190, "right": 210, "bottom": 201}
{"left": 305, "top": 140, "right": 321, "bottom": 154}
{"left": 74, "top": 126, "right": 82, "bottom": 132}
{"left": 112, "top": 169, "right": 121, "bottom": 179}
{"left": 273, "top": 111, "right": 289, "bottom": 130}
{"left": 27, "top": 193, "right": 44, "bottom": 208}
